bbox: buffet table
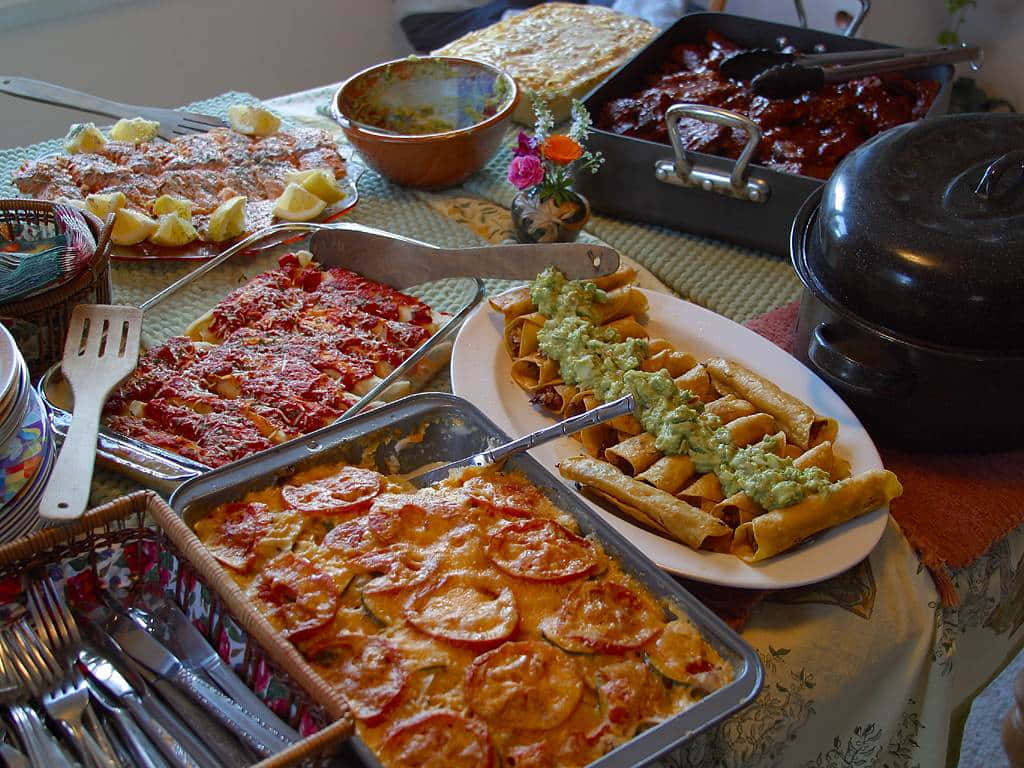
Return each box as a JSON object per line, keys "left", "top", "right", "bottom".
{"left": 2, "top": 87, "right": 1020, "bottom": 768}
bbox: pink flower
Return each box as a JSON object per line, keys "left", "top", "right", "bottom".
{"left": 513, "top": 131, "right": 538, "bottom": 157}
{"left": 508, "top": 154, "right": 544, "bottom": 190}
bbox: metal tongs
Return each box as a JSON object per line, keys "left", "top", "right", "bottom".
{"left": 720, "top": 44, "right": 982, "bottom": 98}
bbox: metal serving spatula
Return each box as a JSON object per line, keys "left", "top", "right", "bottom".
{"left": 407, "top": 393, "right": 636, "bottom": 488}
{"left": 0, "top": 77, "right": 226, "bottom": 140}
{"left": 39, "top": 305, "right": 142, "bottom": 520}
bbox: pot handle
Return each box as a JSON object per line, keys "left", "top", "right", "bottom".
{"left": 792, "top": 0, "right": 870, "bottom": 37}
{"left": 654, "top": 104, "right": 771, "bottom": 204}
{"left": 808, "top": 323, "right": 913, "bottom": 398}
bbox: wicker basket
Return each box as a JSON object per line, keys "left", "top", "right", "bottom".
{"left": 0, "top": 199, "right": 114, "bottom": 378}
{"left": 0, "top": 491, "right": 354, "bottom": 768}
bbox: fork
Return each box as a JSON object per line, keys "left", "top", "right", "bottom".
{"left": 0, "top": 76, "right": 226, "bottom": 140}
{"left": 0, "top": 625, "right": 75, "bottom": 768}
{"left": 6, "top": 620, "right": 116, "bottom": 768}
{"left": 27, "top": 580, "right": 123, "bottom": 767}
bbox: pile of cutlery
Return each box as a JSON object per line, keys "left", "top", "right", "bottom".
{"left": 0, "top": 579, "right": 299, "bottom": 768}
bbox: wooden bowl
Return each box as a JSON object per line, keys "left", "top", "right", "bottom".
{"left": 332, "top": 57, "right": 518, "bottom": 190}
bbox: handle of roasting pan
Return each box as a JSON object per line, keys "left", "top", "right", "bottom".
{"left": 655, "top": 104, "right": 770, "bottom": 204}
{"left": 792, "top": 0, "right": 870, "bottom": 37}
{"left": 808, "top": 322, "right": 913, "bottom": 398}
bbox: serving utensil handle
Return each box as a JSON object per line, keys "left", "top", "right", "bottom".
{"left": 822, "top": 45, "right": 982, "bottom": 82}
{"left": 38, "top": 395, "right": 102, "bottom": 519}
{"left": 0, "top": 77, "right": 138, "bottom": 122}
{"left": 483, "top": 393, "right": 636, "bottom": 465}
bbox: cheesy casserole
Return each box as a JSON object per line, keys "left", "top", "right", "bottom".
{"left": 434, "top": 3, "right": 657, "bottom": 124}
{"left": 196, "top": 462, "right": 732, "bottom": 767}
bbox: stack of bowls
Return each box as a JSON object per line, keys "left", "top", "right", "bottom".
{"left": 0, "top": 324, "right": 54, "bottom": 540}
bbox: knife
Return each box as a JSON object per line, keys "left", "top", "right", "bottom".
{"left": 309, "top": 224, "right": 620, "bottom": 288}
{"left": 81, "top": 671, "right": 169, "bottom": 768}
{"left": 120, "top": 654, "right": 251, "bottom": 768}
{"left": 107, "top": 612, "right": 295, "bottom": 757}
{"left": 80, "top": 645, "right": 199, "bottom": 768}
{"left": 127, "top": 601, "right": 298, "bottom": 742}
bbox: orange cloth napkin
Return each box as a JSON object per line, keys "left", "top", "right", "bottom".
{"left": 745, "top": 301, "right": 1024, "bottom": 605}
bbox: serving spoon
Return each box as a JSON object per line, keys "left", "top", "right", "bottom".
{"left": 407, "top": 393, "right": 636, "bottom": 488}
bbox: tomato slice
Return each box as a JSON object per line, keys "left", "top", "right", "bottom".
{"left": 505, "top": 742, "right": 554, "bottom": 768}
{"left": 248, "top": 552, "right": 339, "bottom": 640}
{"left": 542, "top": 581, "right": 663, "bottom": 654}
{"left": 597, "top": 659, "right": 669, "bottom": 729}
{"left": 487, "top": 519, "right": 598, "bottom": 583}
{"left": 366, "top": 492, "right": 457, "bottom": 545}
{"left": 194, "top": 501, "right": 272, "bottom": 573}
{"left": 281, "top": 467, "right": 383, "bottom": 516}
{"left": 644, "top": 619, "right": 731, "bottom": 694}
{"left": 465, "top": 640, "right": 583, "bottom": 730}
{"left": 320, "top": 518, "right": 375, "bottom": 559}
{"left": 381, "top": 710, "right": 494, "bottom": 768}
{"left": 351, "top": 546, "right": 438, "bottom": 595}
{"left": 461, "top": 473, "right": 542, "bottom": 518}
{"left": 406, "top": 572, "right": 518, "bottom": 650}
{"left": 304, "top": 633, "right": 408, "bottom": 725}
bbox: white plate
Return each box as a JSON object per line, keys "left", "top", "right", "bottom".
{"left": 451, "top": 288, "right": 889, "bottom": 590}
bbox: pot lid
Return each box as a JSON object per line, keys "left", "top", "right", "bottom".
{"left": 804, "top": 113, "right": 1024, "bottom": 351}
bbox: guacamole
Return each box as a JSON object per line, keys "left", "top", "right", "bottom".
{"left": 530, "top": 267, "right": 832, "bottom": 510}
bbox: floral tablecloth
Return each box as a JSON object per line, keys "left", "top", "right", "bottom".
{"left": 3, "top": 86, "right": 1019, "bottom": 768}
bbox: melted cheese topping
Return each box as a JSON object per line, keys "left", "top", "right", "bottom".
{"left": 196, "top": 463, "right": 732, "bottom": 767}
{"left": 435, "top": 3, "right": 656, "bottom": 120}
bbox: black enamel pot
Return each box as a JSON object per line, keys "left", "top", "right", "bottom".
{"left": 790, "top": 114, "right": 1024, "bottom": 451}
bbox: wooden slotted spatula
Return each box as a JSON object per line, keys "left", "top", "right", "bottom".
{"left": 39, "top": 305, "right": 142, "bottom": 520}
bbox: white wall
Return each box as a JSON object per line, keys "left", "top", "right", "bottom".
{"left": 716, "top": 0, "right": 1022, "bottom": 112}
{"left": 0, "top": 0, "right": 1018, "bottom": 152}
{"left": 0, "top": 0, "right": 409, "bottom": 148}
{"left": 859, "top": 0, "right": 1023, "bottom": 111}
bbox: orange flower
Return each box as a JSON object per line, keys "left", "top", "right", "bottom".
{"left": 541, "top": 134, "right": 583, "bottom": 165}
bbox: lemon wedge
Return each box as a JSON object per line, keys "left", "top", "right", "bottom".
{"left": 109, "top": 117, "right": 160, "bottom": 143}
{"left": 85, "top": 192, "right": 127, "bottom": 221}
{"left": 153, "top": 195, "right": 193, "bottom": 220}
{"left": 272, "top": 183, "right": 326, "bottom": 222}
{"left": 64, "top": 123, "right": 107, "bottom": 154}
{"left": 284, "top": 168, "right": 344, "bottom": 204}
{"left": 207, "top": 196, "right": 247, "bottom": 242}
{"left": 149, "top": 213, "right": 199, "bottom": 247}
{"left": 111, "top": 209, "right": 158, "bottom": 246}
{"left": 227, "top": 105, "right": 281, "bottom": 137}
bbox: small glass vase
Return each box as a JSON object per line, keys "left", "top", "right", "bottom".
{"left": 510, "top": 187, "right": 591, "bottom": 244}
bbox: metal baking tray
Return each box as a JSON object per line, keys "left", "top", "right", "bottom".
{"left": 576, "top": 12, "right": 954, "bottom": 256}
{"left": 38, "top": 222, "right": 484, "bottom": 493}
{"left": 169, "top": 392, "right": 763, "bottom": 768}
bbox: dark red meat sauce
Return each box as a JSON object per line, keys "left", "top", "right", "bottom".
{"left": 596, "top": 30, "right": 939, "bottom": 179}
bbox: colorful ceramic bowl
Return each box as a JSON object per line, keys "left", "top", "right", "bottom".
{"left": 332, "top": 56, "right": 518, "bottom": 189}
